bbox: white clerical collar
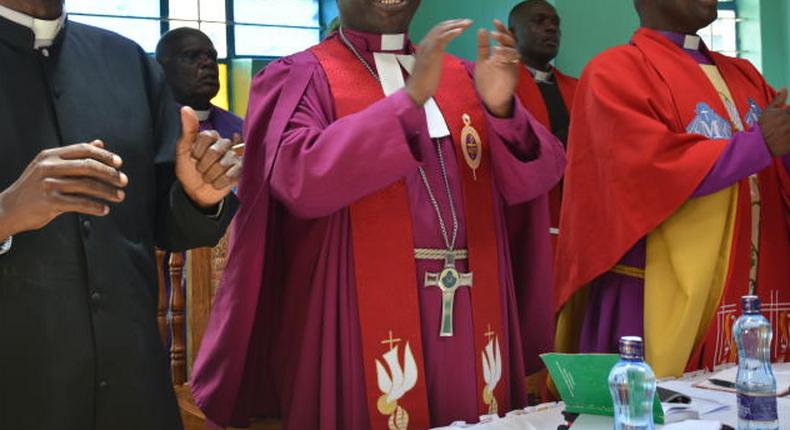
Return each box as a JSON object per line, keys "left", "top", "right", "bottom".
{"left": 372, "top": 51, "right": 450, "bottom": 139}
{"left": 0, "top": 4, "right": 65, "bottom": 49}
{"left": 683, "top": 34, "right": 701, "bottom": 50}
{"left": 380, "top": 33, "right": 405, "bottom": 51}
{"left": 526, "top": 66, "right": 553, "bottom": 84}
{"left": 194, "top": 109, "right": 211, "bottom": 122}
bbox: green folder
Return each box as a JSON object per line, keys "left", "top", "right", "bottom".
{"left": 540, "top": 353, "right": 665, "bottom": 424}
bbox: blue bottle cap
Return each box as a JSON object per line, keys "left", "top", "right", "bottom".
{"left": 741, "top": 295, "right": 761, "bottom": 314}
{"left": 619, "top": 336, "right": 644, "bottom": 360}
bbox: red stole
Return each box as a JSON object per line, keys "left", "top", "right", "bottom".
{"left": 514, "top": 66, "right": 577, "bottom": 239}
{"left": 554, "top": 27, "right": 790, "bottom": 367}
{"left": 311, "top": 38, "right": 508, "bottom": 430}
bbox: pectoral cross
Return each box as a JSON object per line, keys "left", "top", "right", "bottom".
{"left": 424, "top": 253, "right": 473, "bottom": 337}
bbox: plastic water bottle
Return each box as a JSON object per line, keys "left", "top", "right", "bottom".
{"left": 608, "top": 336, "right": 656, "bottom": 430}
{"left": 734, "top": 295, "right": 779, "bottom": 430}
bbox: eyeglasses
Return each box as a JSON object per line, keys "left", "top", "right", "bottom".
{"left": 177, "top": 49, "right": 218, "bottom": 65}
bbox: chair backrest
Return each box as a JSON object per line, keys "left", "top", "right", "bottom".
{"left": 156, "top": 228, "right": 231, "bottom": 386}
{"left": 155, "top": 250, "right": 189, "bottom": 385}
{"left": 157, "top": 147, "right": 242, "bottom": 386}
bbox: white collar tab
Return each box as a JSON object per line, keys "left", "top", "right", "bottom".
{"left": 683, "top": 34, "right": 701, "bottom": 51}
{"left": 380, "top": 34, "right": 405, "bottom": 51}
{"left": 0, "top": 4, "right": 65, "bottom": 49}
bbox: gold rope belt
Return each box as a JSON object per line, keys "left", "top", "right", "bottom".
{"left": 413, "top": 248, "right": 469, "bottom": 260}
{"left": 609, "top": 264, "right": 646, "bottom": 279}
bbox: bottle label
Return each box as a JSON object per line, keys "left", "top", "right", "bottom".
{"left": 738, "top": 393, "right": 778, "bottom": 421}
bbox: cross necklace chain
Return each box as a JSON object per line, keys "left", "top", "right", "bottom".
{"left": 339, "top": 28, "right": 473, "bottom": 337}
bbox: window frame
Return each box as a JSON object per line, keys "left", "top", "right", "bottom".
{"left": 66, "top": 0, "right": 330, "bottom": 113}
{"left": 698, "top": 0, "right": 741, "bottom": 57}
{"left": 66, "top": 0, "right": 328, "bottom": 61}
{"left": 718, "top": 0, "right": 740, "bottom": 56}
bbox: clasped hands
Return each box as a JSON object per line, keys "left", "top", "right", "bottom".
{"left": 0, "top": 107, "right": 242, "bottom": 238}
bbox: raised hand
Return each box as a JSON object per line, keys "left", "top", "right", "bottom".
{"left": 760, "top": 88, "right": 790, "bottom": 157}
{"left": 406, "top": 19, "right": 473, "bottom": 106}
{"left": 175, "top": 106, "right": 242, "bottom": 209}
{"left": 0, "top": 141, "right": 127, "bottom": 238}
{"left": 475, "top": 19, "right": 521, "bottom": 118}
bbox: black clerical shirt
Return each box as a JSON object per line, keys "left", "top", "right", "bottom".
{"left": 536, "top": 78, "right": 571, "bottom": 145}
{"left": 0, "top": 17, "right": 237, "bottom": 430}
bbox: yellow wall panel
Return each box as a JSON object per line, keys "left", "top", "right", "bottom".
{"left": 210, "top": 63, "right": 229, "bottom": 111}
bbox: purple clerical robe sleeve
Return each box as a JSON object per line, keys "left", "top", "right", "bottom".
{"left": 486, "top": 97, "right": 567, "bottom": 206}
{"left": 693, "top": 125, "right": 774, "bottom": 197}
{"left": 269, "top": 65, "right": 424, "bottom": 219}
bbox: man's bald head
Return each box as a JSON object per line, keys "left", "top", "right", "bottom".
{"left": 633, "top": 0, "right": 718, "bottom": 33}
{"left": 509, "top": 0, "right": 561, "bottom": 71}
{"left": 155, "top": 28, "right": 213, "bottom": 67}
{"left": 156, "top": 28, "right": 219, "bottom": 110}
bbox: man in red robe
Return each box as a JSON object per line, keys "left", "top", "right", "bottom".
{"left": 555, "top": 0, "right": 790, "bottom": 378}
{"left": 191, "top": 0, "right": 566, "bottom": 429}
{"left": 507, "top": 0, "right": 577, "bottom": 401}
{"left": 510, "top": 0, "right": 577, "bottom": 239}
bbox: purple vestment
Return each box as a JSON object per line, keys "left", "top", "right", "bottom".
{"left": 191, "top": 30, "right": 565, "bottom": 429}
{"left": 197, "top": 105, "right": 244, "bottom": 138}
{"left": 579, "top": 32, "right": 790, "bottom": 353}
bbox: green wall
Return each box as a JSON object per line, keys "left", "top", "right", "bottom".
{"left": 409, "top": 0, "right": 518, "bottom": 60}
{"left": 409, "top": 0, "right": 639, "bottom": 78}
{"left": 553, "top": 0, "right": 639, "bottom": 78}
{"left": 760, "top": 0, "right": 790, "bottom": 88}
{"left": 410, "top": 0, "right": 790, "bottom": 87}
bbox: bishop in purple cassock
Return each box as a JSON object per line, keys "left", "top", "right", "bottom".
{"left": 191, "top": 2, "right": 565, "bottom": 429}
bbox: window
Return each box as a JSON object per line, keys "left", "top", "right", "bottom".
{"left": 67, "top": 0, "right": 161, "bottom": 52}
{"left": 699, "top": 0, "right": 740, "bottom": 57}
{"left": 169, "top": 0, "right": 228, "bottom": 58}
{"left": 233, "top": 0, "right": 321, "bottom": 57}
{"left": 65, "top": 0, "right": 324, "bottom": 58}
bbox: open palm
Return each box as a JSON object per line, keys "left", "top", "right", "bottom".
{"left": 475, "top": 20, "right": 520, "bottom": 118}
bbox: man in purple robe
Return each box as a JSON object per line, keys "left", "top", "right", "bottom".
{"left": 156, "top": 28, "right": 243, "bottom": 140}
{"left": 191, "top": 1, "right": 565, "bottom": 429}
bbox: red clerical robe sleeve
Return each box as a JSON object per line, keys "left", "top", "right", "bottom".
{"left": 555, "top": 46, "right": 728, "bottom": 303}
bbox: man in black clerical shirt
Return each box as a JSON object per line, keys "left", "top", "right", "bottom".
{"left": 0, "top": 1, "right": 242, "bottom": 429}
{"left": 510, "top": 0, "right": 576, "bottom": 146}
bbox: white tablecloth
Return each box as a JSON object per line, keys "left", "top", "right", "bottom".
{"left": 432, "top": 364, "right": 790, "bottom": 429}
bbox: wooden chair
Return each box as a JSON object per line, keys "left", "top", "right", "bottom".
{"left": 156, "top": 146, "right": 281, "bottom": 430}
